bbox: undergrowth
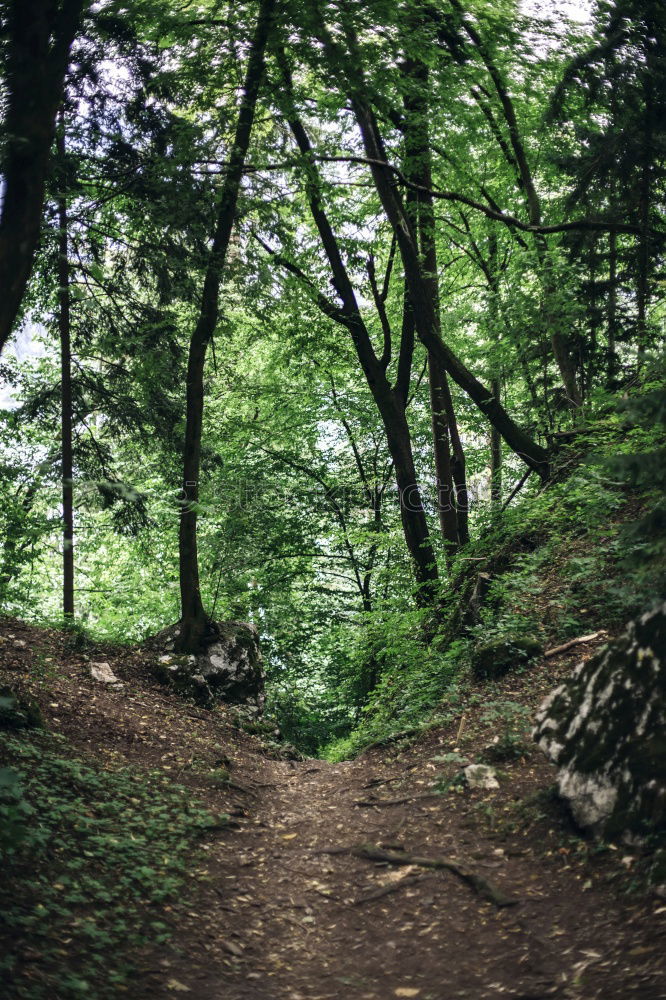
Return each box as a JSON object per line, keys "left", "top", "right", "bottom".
{"left": 0, "top": 728, "right": 224, "bottom": 999}
{"left": 322, "top": 402, "right": 665, "bottom": 761}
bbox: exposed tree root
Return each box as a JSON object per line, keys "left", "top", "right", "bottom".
{"left": 352, "top": 873, "right": 427, "bottom": 906}
{"left": 320, "top": 843, "right": 518, "bottom": 908}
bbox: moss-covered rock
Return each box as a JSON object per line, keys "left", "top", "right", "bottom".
{"left": 533, "top": 602, "right": 666, "bottom": 839}
{"left": 471, "top": 636, "right": 543, "bottom": 681}
{"left": 146, "top": 621, "right": 265, "bottom": 711}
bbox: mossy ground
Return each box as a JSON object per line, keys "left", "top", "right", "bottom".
{"left": 0, "top": 727, "right": 223, "bottom": 999}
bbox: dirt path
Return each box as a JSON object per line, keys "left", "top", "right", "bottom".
{"left": 2, "top": 620, "right": 665, "bottom": 1000}
{"left": 150, "top": 739, "right": 665, "bottom": 1000}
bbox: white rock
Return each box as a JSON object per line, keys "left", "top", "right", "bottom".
{"left": 463, "top": 764, "right": 499, "bottom": 790}
{"left": 90, "top": 661, "right": 122, "bottom": 686}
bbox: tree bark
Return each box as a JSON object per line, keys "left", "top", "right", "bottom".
{"left": 607, "top": 227, "right": 617, "bottom": 384}
{"left": 177, "top": 0, "right": 276, "bottom": 652}
{"left": 0, "top": 0, "right": 86, "bottom": 354}
{"left": 352, "top": 96, "right": 550, "bottom": 479}
{"left": 56, "top": 119, "right": 74, "bottom": 619}
{"left": 401, "top": 56, "right": 462, "bottom": 557}
{"left": 273, "top": 59, "right": 439, "bottom": 600}
{"left": 490, "top": 378, "right": 502, "bottom": 509}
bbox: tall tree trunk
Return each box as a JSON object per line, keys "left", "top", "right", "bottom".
{"left": 428, "top": 358, "right": 458, "bottom": 559}
{"left": 272, "top": 59, "right": 440, "bottom": 602}
{"left": 607, "top": 227, "right": 618, "bottom": 384}
{"left": 439, "top": 373, "right": 470, "bottom": 544}
{"left": 488, "top": 233, "right": 502, "bottom": 509}
{"left": 636, "top": 66, "right": 654, "bottom": 355}
{"left": 56, "top": 120, "right": 74, "bottom": 620}
{"left": 0, "top": 0, "right": 86, "bottom": 354}
{"left": 177, "top": 0, "right": 276, "bottom": 652}
{"left": 490, "top": 378, "right": 502, "bottom": 509}
{"left": 349, "top": 94, "right": 550, "bottom": 478}
{"left": 381, "top": 392, "right": 439, "bottom": 602}
{"left": 402, "top": 56, "right": 462, "bottom": 557}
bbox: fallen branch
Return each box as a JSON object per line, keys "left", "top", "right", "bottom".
{"left": 351, "top": 844, "right": 517, "bottom": 908}
{"left": 501, "top": 467, "right": 532, "bottom": 511}
{"left": 544, "top": 631, "right": 606, "bottom": 659}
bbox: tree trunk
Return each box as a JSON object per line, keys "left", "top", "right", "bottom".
{"left": 490, "top": 379, "right": 502, "bottom": 509}
{"left": 428, "top": 357, "right": 458, "bottom": 559}
{"left": 402, "top": 59, "right": 461, "bottom": 558}
{"left": 56, "top": 120, "right": 74, "bottom": 620}
{"left": 0, "top": 0, "right": 86, "bottom": 354}
{"left": 350, "top": 97, "right": 550, "bottom": 479}
{"left": 177, "top": 0, "right": 276, "bottom": 653}
{"left": 273, "top": 63, "right": 440, "bottom": 602}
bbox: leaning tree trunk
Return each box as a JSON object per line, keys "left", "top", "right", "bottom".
{"left": 0, "top": 0, "right": 86, "bottom": 354}
{"left": 56, "top": 119, "right": 74, "bottom": 620}
{"left": 349, "top": 96, "right": 550, "bottom": 479}
{"left": 177, "top": 0, "right": 276, "bottom": 653}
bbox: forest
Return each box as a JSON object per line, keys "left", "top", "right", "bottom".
{"left": 1, "top": 0, "right": 665, "bottom": 997}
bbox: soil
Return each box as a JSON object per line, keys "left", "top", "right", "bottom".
{"left": 1, "top": 617, "right": 665, "bottom": 1000}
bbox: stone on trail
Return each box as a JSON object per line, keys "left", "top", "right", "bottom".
{"left": 147, "top": 621, "right": 265, "bottom": 712}
{"left": 463, "top": 764, "right": 499, "bottom": 790}
{"left": 90, "top": 661, "right": 122, "bottom": 687}
{"left": 533, "top": 602, "right": 666, "bottom": 839}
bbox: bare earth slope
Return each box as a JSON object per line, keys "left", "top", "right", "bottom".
{"left": 1, "top": 619, "right": 665, "bottom": 1000}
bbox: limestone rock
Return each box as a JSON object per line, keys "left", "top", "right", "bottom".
{"left": 90, "top": 661, "right": 122, "bottom": 687}
{"left": 533, "top": 602, "right": 666, "bottom": 838}
{"left": 471, "top": 635, "right": 543, "bottom": 681}
{"left": 463, "top": 764, "right": 499, "bottom": 790}
{"left": 147, "top": 622, "right": 264, "bottom": 711}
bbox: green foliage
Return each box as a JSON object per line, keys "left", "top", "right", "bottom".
{"left": 0, "top": 729, "right": 223, "bottom": 999}
{"left": 470, "top": 637, "right": 543, "bottom": 681}
{"left": 325, "top": 619, "right": 470, "bottom": 761}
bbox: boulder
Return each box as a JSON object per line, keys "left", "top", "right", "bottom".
{"left": 471, "top": 635, "right": 543, "bottom": 681}
{"left": 533, "top": 602, "right": 666, "bottom": 839}
{"left": 147, "top": 621, "right": 264, "bottom": 712}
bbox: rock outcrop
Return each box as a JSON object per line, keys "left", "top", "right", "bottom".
{"left": 146, "top": 621, "right": 265, "bottom": 712}
{"left": 533, "top": 602, "right": 666, "bottom": 839}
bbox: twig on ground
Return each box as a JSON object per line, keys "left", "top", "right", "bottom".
{"left": 354, "top": 793, "right": 441, "bottom": 808}
{"left": 544, "top": 631, "right": 606, "bottom": 659}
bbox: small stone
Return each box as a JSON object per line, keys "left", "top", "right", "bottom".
{"left": 90, "top": 661, "right": 122, "bottom": 686}
{"left": 463, "top": 764, "right": 499, "bottom": 790}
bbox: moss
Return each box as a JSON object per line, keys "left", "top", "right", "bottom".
{"left": 471, "top": 636, "right": 543, "bottom": 681}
